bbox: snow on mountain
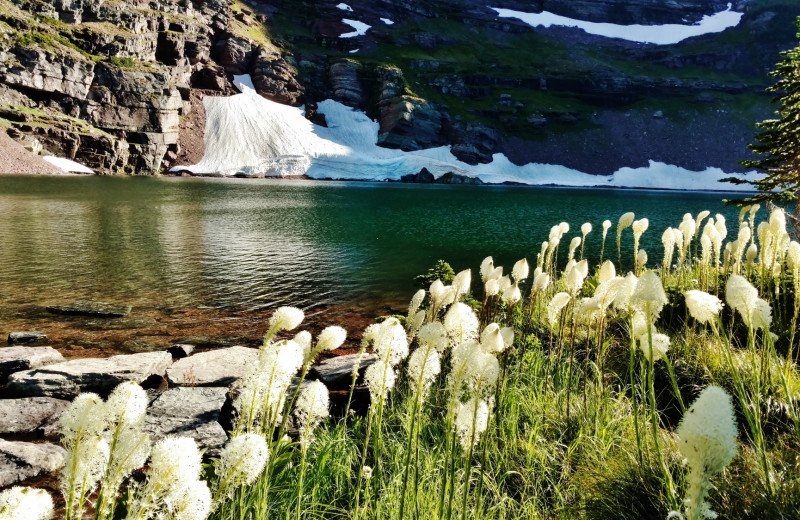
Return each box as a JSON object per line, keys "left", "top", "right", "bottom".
{"left": 171, "top": 80, "right": 762, "bottom": 191}
{"left": 43, "top": 156, "right": 94, "bottom": 174}
{"left": 340, "top": 19, "right": 371, "bottom": 38}
{"left": 491, "top": 3, "right": 743, "bottom": 45}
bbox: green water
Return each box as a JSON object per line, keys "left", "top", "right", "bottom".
{"left": 0, "top": 176, "right": 743, "bottom": 314}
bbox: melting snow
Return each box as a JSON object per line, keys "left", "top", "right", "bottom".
{"left": 490, "top": 3, "right": 743, "bottom": 45}
{"left": 340, "top": 19, "right": 371, "bottom": 38}
{"left": 42, "top": 156, "right": 94, "bottom": 174}
{"left": 171, "top": 78, "right": 761, "bottom": 192}
{"left": 336, "top": 3, "right": 352, "bottom": 11}
{"left": 233, "top": 74, "right": 255, "bottom": 91}
{"left": 349, "top": 48, "right": 359, "bottom": 53}
{"left": 381, "top": 18, "right": 394, "bottom": 25}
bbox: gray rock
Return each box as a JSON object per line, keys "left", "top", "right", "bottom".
{"left": 143, "top": 387, "right": 228, "bottom": 450}
{"left": 0, "top": 346, "right": 64, "bottom": 383}
{"left": 7, "top": 351, "right": 172, "bottom": 399}
{"left": 8, "top": 331, "right": 48, "bottom": 344}
{"left": 46, "top": 301, "right": 132, "bottom": 318}
{"left": 167, "top": 344, "right": 196, "bottom": 359}
{"left": 310, "top": 353, "right": 377, "bottom": 387}
{"left": 166, "top": 346, "right": 258, "bottom": 386}
{"left": 0, "top": 398, "right": 69, "bottom": 435}
{"left": 329, "top": 60, "right": 364, "bottom": 108}
{"left": 0, "top": 439, "right": 66, "bottom": 487}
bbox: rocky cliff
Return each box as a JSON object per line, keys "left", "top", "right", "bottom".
{"left": 1, "top": 0, "right": 799, "bottom": 175}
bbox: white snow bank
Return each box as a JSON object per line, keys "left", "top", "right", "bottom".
{"left": 171, "top": 80, "right": 761, "bottom": 192}
{"left": 381, "top": 18, "right": 394, "bottom": 25}
{"left": 336, "top": 3, "right": 352, "bottom": 11}
{"left": 340, "top": 19, "right": 371, "bottom": 37}
{"left": 42, "top": 156, "right": 94, "bottom": 174}
{"left": 490, "top": 3, "right": 743, "bottom": 45}
{"left": 233, "top": 74, "right": 255, "bottom": 91}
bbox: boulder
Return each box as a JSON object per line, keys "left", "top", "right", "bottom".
{"left": 0, "top": 346, "right": 64, "bottom": 383}
{"left": 0, "top": 439, "right": 66, "bottom": 487}
{"left": 0, "top": 398, "right": 69, "bottom": 435}
{"left": 250, "top": 47, "right": 304, "bottom": 106}
{"left": 167, "top": 344, "right": 196, "bottom": 359}
{"left": 436, "top": 171, "right": 484, "bottom": 185}
{"left": 309, "top": 353, "right": 377, "bottom": 387}
{"left": 143, "top": 387, "right": 228, "bottom": 449}
{"left": 46, "top": 301, "right": 132, "bottom": 318}
{"left": 7, "top": 331, "right": 48, "bottom": 344}
{"left": 6, "top": 351, "right": 172, "bottom": 399}
{"left": 166, "top": 346, "right": 258, "bottom": 386}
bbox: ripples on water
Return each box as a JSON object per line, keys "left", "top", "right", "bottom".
{"left": 0, "top": 176, "right": 743, "bottom": 315}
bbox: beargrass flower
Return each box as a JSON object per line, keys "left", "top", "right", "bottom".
{"left": 444, "top": 302, "right": 479, "bottom": 344}
{"left": 408, "top": 289, "right": 426, "bottom": 318}
{"left": 695, "top": 210, "right": 710, "bottom": 236}
{"left": 676, "top": 385, "right": 737, "bottom": 520}
{"left": 574, "top": 297, "right": 601, "bottom": 324}
{"left": 630, "top": 270, "right": 667, "bottom": 323}
{"left": 581, "top": 222, "right": 592, "bottom": 237}
{"left": 480, "top": 256, "right": 494, "bottom": 282}
{"left": 418, "top": 321, "right": 448, "bottom": 352}
{"left": 374, "top": 317, "right": 408, "bottom": 366}
{"left": 725, "top": 274, "right": 758, "bottom": 319}
{"left": 568, "top": 236, "right": 581, "bottom": 261}
{"left": 170, "top": 479, "right": 211, "bottom": 520}
{"left": 316, "top": 326, "right": 347, "bottom": 353}
{"left": 452, "top": 269, "right": 471, "bottom": 299}
{"left": 637, "top": 332, "right": 670, "bottom": 362}
{"left": 407, "top": 347, "right": 441, "bottom": 399}
{"left": 637, "top": 249, "right": 648, "bottom": 270}
{"left": 632, "top": 218, "right": 649, "bottom": 254}
{"left": 268, "top": 306, "right": 305, "bottom": 335}
{"left": 559, "top": 222, "right": 570, "bottom": 234}
{"left": 547, "top": 292, "right": 571, "bottom": 328}
{"left": 59, "top": 392, "right": 107, "bottom": 443}
{"left": 532, "top": 271, "right": 550, "bottom": 292}
{"left": 612, "top": 272, "right": 638, "bottom": 311}
{"left": 663, "top": 227, "right": 676, "bottom": 269}
{"left": 500, "top": 327, "right": 514, "bottom": 350}
{"left": 0, "top": 487, "right": 54, "bottom": 520}
{"left": 597, "top": 260, "right": 616, "bottom": 284}
{"left": 501, "top": 282, "right": 521, "bottom": 305}
{"left": 362, "top": 466, "right": 373, "bottom": 480}
{"left": 479, "top": 323, "right": 504, "bottom": 354}
{"left": 294, "top": 380, "right": 330, "bottom": 442}
{"left": 512, "top": 258, "right": 529, "bottom": 282}
{"left": 684, "top": 290, "right": 723, "bottom": 325}
{"left": 746, "top": 243, "right": 758, "bottom": 266}
{"left": 61, "top": 435, "right": 110, "bottom": 518}
{"left": 214, "top": 433, "right": 269, "bottom": 502}
{"left": 454, "top": 398, "right": 490, "bottom": 450}
{"left": 498, "top": 275, "right": 512, "bottom": 293}
{"left": 364, "top": 359, "right": 396, "bottom": 404}
{"left": 594, "top": 277, "right": 624, "bottom": 311}
{"left": 485, "top": 278, "right": 500, "bottom": 297}
{"left": 602, "top": 219, "right": 612, "bottom": 238}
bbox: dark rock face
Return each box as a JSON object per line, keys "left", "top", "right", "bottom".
{"left": 401, "top": 167, "right": 435, "bottom": 183}
{"left": 251, "top": 47, "right": 304, "bottom": 105}
{"left": 329, "top": 60, "right": 364, "bottom": 108}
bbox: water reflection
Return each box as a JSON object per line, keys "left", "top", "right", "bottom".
{"left": 0, "top": 176, "right": 743, "bottom": 316}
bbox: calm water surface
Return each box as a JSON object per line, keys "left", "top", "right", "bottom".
{"left": 0, "top": 176, "right": 743, "bottom": 315}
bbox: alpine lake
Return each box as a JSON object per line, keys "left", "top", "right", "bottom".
{"left": 0, "top": 175, "right": 746, "bottom": 354}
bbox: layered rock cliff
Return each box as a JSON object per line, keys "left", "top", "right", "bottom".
{"left": 1, "top": 0, "right": 799, "bottom": 176}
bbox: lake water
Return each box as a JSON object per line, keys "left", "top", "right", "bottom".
{"left": 0, "top": 176, "right": 746, "bottom": 310}
{"left": 0, "top": 176, "right": 744, "bottom": 349}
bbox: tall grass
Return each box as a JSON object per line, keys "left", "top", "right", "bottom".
{"left": 4, "top": 206, "right": 800, "bottom": 520}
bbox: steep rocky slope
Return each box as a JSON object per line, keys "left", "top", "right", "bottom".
{"left": 1, "top": 0, "right": 799, "bottom": 176}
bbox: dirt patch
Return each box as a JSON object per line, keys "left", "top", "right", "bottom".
{"left": 0, "top": 131, "right": 63, "bottom": 175}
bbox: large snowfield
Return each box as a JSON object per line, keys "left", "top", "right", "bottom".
{"left": 171, "top": 78, "right": 762, "bottom": 192}
{"left": 490, "top": 3, "right": 743, "bottom": 45}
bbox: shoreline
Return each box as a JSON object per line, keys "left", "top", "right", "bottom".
{"left": 1, "top": 170, "right": 760, "bottom": 195}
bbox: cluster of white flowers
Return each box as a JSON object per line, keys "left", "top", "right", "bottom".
{"left": 0, "top": 487, "right": 53, "bottom": 520}
{"left": 214, "top": 433, "right": 269, "bottom": 506}
{"left": 454, "top": 397, "right": 490, "bottom": 450}
{"left": 684, "top": 290, "right": 723, "bottom": 325}
{"left": 127, "top": 437, "right": 210, "bottom": 520}
{"left": 407, "top": 346, "right": 442, "bottom": 399}
{"left": 725, "top": 274, "right": 772, "bottom": 332}
{"left": 294, "top": 380, "right": 330, "bottom": 442}
{"left": 676, "top": 385, "right": 738, "bottom": 520}
{"left": 267, "top": 306, "right": 305, "bottom": 338}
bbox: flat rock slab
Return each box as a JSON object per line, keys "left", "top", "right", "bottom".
{"left": 46, "top": 301, "right": 132, "bottom": 318}
{"left": 143, "top": 387, "right": 228, "bottom": 449}
{"left": 7, "top": 331, "right": 48, "bottom": 344}
{"left": 166, "top": 346, "right": 258, "bottom": 386}
{"left": 0, "top": 398, "right": 69, "bottom": 435}
{"left": 167, "top": 344, "right": 196, "bottom": 359}
{"left": 310, "top": 353, "right": 378, "bottom": 387}
{"left": 0, "top": 439, "right": 66, "bottom": 487}
{"left": 7, "top": 351, "right": 172, "bottom": 399}
{"left": 0, "top": 346, "right": 64, "bottom": 383}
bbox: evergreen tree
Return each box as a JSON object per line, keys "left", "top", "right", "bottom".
{"left": 731, "top": 18, "right": 800, "bottom": 205}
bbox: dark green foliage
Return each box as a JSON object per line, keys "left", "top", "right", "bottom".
{"left": 414, "top": 259, "right": 455, "bottom": 288}
{"left": 109, "top": 57, "right": 136, "bottom": 69}
{"left": 733, "top": 17, "right": 800, "bottom": 203}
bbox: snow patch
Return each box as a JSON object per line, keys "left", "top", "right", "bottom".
{"left": 490, "top": 4, "right": 743, "bottom": 45}
{"left": 336, "top": 3, "right": 352, "bottom": 11}
{"left": 42, "top": 156, "right": 94, "bottom": 174}
{"left": 171, "top": 86, "right": 761, "bottom": 191}
{"left": 381, "top": 18, "right": 394, "bottom": 25}
{"left": 233, "top": 74, "right": 255, "bottom": 92}
{"left": 349, "top": 48, "right": 359, "bottom": 54}
{"left": 340, "top": 19, "right": 371, "bottom": 37}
